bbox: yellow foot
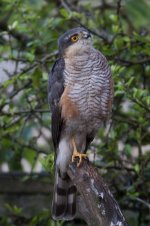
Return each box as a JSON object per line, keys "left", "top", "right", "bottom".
{"left": 72, "top": 151, "right": 87, "bottom": 167}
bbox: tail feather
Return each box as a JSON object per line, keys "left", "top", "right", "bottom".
{"left": 52, "top": 171, "right": 76, "bottom": 220}
{"left": 65, "top": 185, "right": 76, "bottom": 218}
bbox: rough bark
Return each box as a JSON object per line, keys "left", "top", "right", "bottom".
{"left": 68, "top": 159, "right": 128, "bottom": 226}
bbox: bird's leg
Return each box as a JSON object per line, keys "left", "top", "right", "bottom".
{"left": 71, "top": 138, "right": 87, "bottom": 167}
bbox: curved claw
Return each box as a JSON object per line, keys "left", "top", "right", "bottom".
{"left": 72, "top": 151, "right": 87, "bottom": 167}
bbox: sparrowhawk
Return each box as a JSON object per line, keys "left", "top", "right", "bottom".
{"left": 48, "top": 27, "right": 113, "bottom": 220}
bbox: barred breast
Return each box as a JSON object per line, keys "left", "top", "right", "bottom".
{"left": 63, "top": 48, "right": 113, "bottom": 134}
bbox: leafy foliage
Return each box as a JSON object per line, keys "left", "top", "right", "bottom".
{"left": 0, "top": 0, "right": 150, "bottom": 225}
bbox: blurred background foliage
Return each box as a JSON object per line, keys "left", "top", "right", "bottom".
{"left": 0, "top": 0, "right": 150, "bottom": 225}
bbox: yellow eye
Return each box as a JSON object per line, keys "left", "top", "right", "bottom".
{"left": 71, "top": 35, "right": 79, "bottom": 42}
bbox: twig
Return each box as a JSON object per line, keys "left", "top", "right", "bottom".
{"left": 1, "top": 109, "right": 50, "bottom": 116}
{"left": 130, "top": 197, "right": 150, "bottom": 209}
{"left": 114, "top": 57, "right": 150, "bottom": 66}
{"left": 117, "top": 0, "right": 122, "bottom": 16}
{"left": 0, "top": 19, "right": 43, "bottom": 54}
{"left": 61, "top": 0, "right": 111, "bottom": 43}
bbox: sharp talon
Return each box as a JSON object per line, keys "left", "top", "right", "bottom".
{"left": 72, "top": 151, "right": 87, "bottom": 167}
{"left": 71, "top": 138, "right": 87, "bottom": 167}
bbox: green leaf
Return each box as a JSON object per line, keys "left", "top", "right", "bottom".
{"left": 39, "top": 153, "right": 54, "bottom": 172}
{"left": 134, "top": 164, "right": 140, "bottom": 174}
{"left": 31, "top": 68, "right": 42, "bottom": 87}
{"left": 109, "top": 14, "right": 118, "bottom": 23}
{"left": 60, "top": 8, "right": 70, "bottom": 19}
{"left": 146, "top": 96, "right": 150, "bottom": 106}
{"left": 124, "top": 144, "right": 132, "bottom": 157}
{"left": 5, "top": 204, "right": 22, "bottom": 216}
{"left": 126, "top": 77, "right": 134, "bottom": 87}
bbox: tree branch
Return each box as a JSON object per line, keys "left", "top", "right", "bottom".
{"left": 1, "top": 109, "right": 50, "bottom": 116}
{"left": 60, "top": 0, "right": 112, "bottom": 43}
{"left": 68, "top": 159, "right": 128, "bottom": 226}
{"left": 0, "top": 19, "right": 42, "bottom": 54}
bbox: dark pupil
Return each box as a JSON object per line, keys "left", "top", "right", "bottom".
{"left": 73, "top": 36, "right": 77, "bottom": 40}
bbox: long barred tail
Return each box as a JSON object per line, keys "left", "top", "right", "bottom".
{"left": 52, "top": 171, "right": 76, "bottom": 220}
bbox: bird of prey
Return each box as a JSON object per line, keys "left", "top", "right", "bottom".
{"left": 48, "top": 27, "right": 113, "bottom": 220}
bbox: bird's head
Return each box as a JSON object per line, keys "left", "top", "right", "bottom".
{"left": 58, "top": 27, "right": 92, "bottom": 57}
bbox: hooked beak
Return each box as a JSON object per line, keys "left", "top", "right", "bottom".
{"left": 82, "top": 31, "right": 91, "bottom": 39}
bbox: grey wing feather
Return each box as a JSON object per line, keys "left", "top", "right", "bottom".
{"left": 48, "top": 58, "right": 65, "bottom": 150}
{"left": 48, "top": 58, "right": 76, "bottom": 220}
{"left": 85, "top": 133, "right": 95, "bottom": 152}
